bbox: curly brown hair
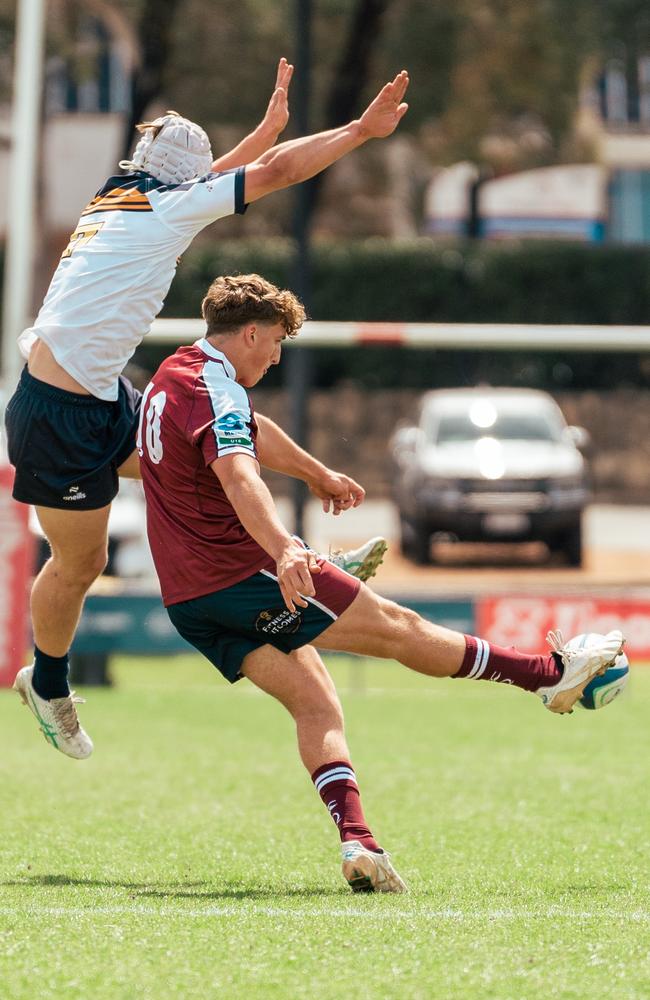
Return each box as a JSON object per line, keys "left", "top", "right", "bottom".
{"left": 201, "top": 274, "right": 306, "bottom": 338}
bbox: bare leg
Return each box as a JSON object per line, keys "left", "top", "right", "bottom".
{"left": 32, "top": 505, "right": 110, "bottom": 656}
{"left": 241, "top": 643, "right": 348, "bottom": 772}
{"left": 316, "top": 584, "right": 466, "bottom": 678}
{"left": 241, "top": 643, "right": 381, "bottom": 853}
{"left": 32, "top": 443, "right": 139, "bottom": 655}
{"left": 314, "top": 583, "right": 621, "bottom": 714}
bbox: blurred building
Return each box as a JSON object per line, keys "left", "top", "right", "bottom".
{"left": 0, "top": 5, "right": 134, "bottom": 267}
{"left": 0, "top": 7, "right": 648, "bottom": 248}
{"left": 425, "top": 52, "right": 650, "bottom": 244}
{"left": 426, "top": 162, "right": 609, "bottom": 242}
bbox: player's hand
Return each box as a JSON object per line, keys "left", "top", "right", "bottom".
{"left": 307, "top": 469, "right": 365, "bottom": 516}
{"left": 358, "top": 70, "right": 409, "bottom": 139}
{"left": 274, "top": 57, "right": 294, "bottom": 95}
{"left": 262, "top": 57, "right": 294, "bottom": 137}
{"left": 276, "top": 539, "right": 321, "bottom": 613}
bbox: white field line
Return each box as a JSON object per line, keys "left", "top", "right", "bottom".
{"left": 0, "top": 905, "right": 648, "bottom": 921}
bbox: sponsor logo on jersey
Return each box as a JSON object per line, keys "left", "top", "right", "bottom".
{"left": 217, "top": 414, "right": 246, "bottom": 432}
{"left": 255, "top": 607, "right": 302, "bottom": 635}
{"left": 217, "top": 435, "right": 253, "bottom": 448}
{"left": 215, "top": 413, "right": 253, "bottom": 449}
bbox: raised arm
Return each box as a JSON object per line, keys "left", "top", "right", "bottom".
{"left": 243, "top": 70, "right": 409, "bottom": 203}
{"left": 211, "top": 58, "right": 294, "bottom": 172}
{"left": 212, "top": 451, "right": 320, "bottom": 613}
{"left": 255, "top": 413, "right": 365, "bottom": 514}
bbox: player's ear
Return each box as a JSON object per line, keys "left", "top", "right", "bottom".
{"left": 244, "top": 324, "right": 257, "bottom": 345}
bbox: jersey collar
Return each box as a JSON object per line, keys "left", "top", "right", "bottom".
{"left": 195, "top": 338, "right": 237, "bottom": 380}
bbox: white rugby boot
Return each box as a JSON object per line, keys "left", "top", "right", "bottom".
{"left": 341, "top": 840, "right": 407, "bottom": 893}
{"left": 13, "top": 665, "right": 93, "bottom": 759}
{"left": 329, "top": 537, "right": 388, "bottom": 582}
{"left": 537, "top": 629, "right": 625, "bottom": 714}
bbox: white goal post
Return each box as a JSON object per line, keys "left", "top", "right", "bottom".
{"left": 148, "top": 319, "right": 650, "bottom": 351}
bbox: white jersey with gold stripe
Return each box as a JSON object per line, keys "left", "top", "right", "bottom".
{"left": 19, "top": 167, "right": 246, "bottom": 401}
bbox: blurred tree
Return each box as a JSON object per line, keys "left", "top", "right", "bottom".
{"left": 0, "top": 5, "right": 12, "bottom": 106}
{"left": 163, "top": 0, "right": 395, "bottom": 136}
{"left": 304, "top": 0, "right": 394, "bottom": 211}
{"left": 324, "top": 0, "right": 391, "bottom": 127}
{"left": 421, "top": 0, "right": 597, "bottom": 169}
{"left": 3, "top": 0, "right": 648, "bottom": 148}
{"left": 121, "top": 0, "right": 184, "bottom": 158}
{"left": 1, "top": 0, "right": 648, "bottom": 216}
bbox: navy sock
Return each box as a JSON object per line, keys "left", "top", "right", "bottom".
{"left": 32, "top": 647, "right": 71, "bottom": 700}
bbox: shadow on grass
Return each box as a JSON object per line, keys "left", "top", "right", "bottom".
{"left": 559, "top": 883, "right": 631, "bottom": 896}
{"left": 1, "top": 873, "right": 345, "bottom": 900}
{"left": 137, "top": 885, "right": 344, "bottom": 901}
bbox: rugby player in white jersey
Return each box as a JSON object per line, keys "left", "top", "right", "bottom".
{"left": 136, "top": 273, "right": 625, "bottom": 893}
{"left": 7, "top": 65, "right": 409, "bottom": 758}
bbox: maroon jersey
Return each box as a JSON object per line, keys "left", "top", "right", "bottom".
{"left": 138, "top": 338, "right": 274, "bottom": 605}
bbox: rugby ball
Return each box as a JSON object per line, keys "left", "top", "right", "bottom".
{"left": 579, "top": 650, "right": 629, "bottom": 710}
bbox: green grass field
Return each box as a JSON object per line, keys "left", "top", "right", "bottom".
{"left": 1, "top": 654, "right": 649, "bottom": 1000}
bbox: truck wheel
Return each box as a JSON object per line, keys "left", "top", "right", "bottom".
{"left": 400, "top": 517, "right": 432, "bottom": 565}
{"left": 563, "top": 521, "right": 583, "bottom": 567}
{"left": 549, "top": 520, "right": 583, "bottom": 567}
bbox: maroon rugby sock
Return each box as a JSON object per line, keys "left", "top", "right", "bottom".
{"left": 311, "top": 760, "right": 381, "bottom": 853}
{"left": 454, "top": 635, "right": 562, "bottom": 692}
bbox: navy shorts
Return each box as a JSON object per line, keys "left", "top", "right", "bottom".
{"left": 4, "top": 367, "right": 142, "bottom": 510}
{"left": 167, "top": 559, "right": 361, "bottom": 683}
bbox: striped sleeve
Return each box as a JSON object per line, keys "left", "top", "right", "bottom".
{"left": 147, "top": 168, "right": 246, "bottom": 233}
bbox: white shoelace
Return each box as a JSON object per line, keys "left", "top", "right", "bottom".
{"left": 51, "top": 692, "right": 85, "bottom": 737}
{"left": 546, "top": 629, "right": 565, "bottom": 654}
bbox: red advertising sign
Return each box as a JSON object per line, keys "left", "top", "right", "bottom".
{"left": 477, "top": 595, "right": 650, "bottom": 661}
{"left": 0, "top": 465, "right": 32, "bottom": 686}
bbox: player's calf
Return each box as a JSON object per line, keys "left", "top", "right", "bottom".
{"left": 315, "top": 587, "right": 626, "bottom": 710}
{"left": 317, "top": 586, "right": 466, "bottom": 674}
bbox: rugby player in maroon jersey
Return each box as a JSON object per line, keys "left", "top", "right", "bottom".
{"left": 137, "top": 273, "right": 625, "bottom": 893}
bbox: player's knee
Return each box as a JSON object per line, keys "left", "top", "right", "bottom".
{"left": 51, "top": 544, "right": 108, "bottom": 588}
{"left": 79, "top": 545, "right": 109, "bottom": 585}
{"left": 294, "top": 686, "right": 343, "bottom": 730}
{"left": 304, "top": 703, "right": 344, "bottom": 735}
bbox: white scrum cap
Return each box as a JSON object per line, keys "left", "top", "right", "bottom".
{"left": 119, "top": 111, "right": 213, "bottom": 185}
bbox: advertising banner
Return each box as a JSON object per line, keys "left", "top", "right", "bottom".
{"left": 477, "top": 595, "right": 650, "bottom": 661}
{"left": 0, "top": 466, "right": 32, "bottom": 686}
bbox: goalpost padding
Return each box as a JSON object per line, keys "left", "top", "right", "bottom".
{"left": 0, "top": 465, "right": 33, "bottom": 686}
{"left": 147, "top": 319, "right": 650, "bottom": 351}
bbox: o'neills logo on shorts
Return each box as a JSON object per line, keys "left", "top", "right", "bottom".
{"left": 255, "top": 607, "right": 302, "bottom": 635}
{"left": 62, "top": 485, "right": 87, "bottom": 502}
